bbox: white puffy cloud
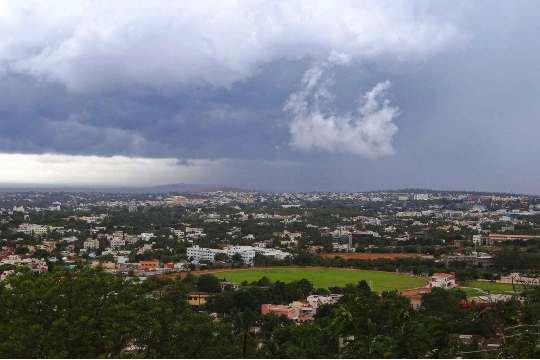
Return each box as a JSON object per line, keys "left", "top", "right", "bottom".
{"left": 0, "top": 0, "right": 461, "bottom": 92}
{"left": 285, "top": 60, "right": 399, "bottom": 158}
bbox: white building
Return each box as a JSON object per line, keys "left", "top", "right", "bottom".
{"left": 128, "top": 203, "right": 138, "bottom": 213}
{"left": 429, "top": 273, "right": 456, "bottom": 289}
{"left": 187, "top": 245, "right": 225, "bottom": 262}
{"left": 139, "top": 233, "right": 155, "bottom": 242}
{"left": 257, "top": 248, "right": 291, "bottom": 260}
{"left": 187, "top": 244, "right": 289, "bottom": 265}
{"left": 306, "top": 294, "right": 343, "bottom": 309}
{"left": 173, "top": 229, "right": 185, "bottom": 239}
{"left": 17, "top": 223, "right": 48, "bottom": 236}
{"left": 61, "top": 236, "right": 78, "bottom": 243}
{"left": 226, "top": 246, "right": 256, "bottom": 265}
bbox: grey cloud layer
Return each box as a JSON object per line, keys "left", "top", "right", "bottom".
{"left": 1, "top": 1, "right": 459, "bottom": 91}
{"left": 0, "top": 0, "right": 460, "bottom": 162}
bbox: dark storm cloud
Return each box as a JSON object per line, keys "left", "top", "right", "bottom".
{"left": 0, "top": 68, "right": 293, "bottom": 159}
{"left": 0, "top": 1, "right": 459, "bottom": 159}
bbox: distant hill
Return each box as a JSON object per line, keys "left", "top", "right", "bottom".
{"left": 0, "top": 183, "right": 534, "bottom": 196}
{"left": 143, "top": 183, "right": 251, "bottom": 193}
{"left": 0, "top": 183, "right": 252, "bottom": 194}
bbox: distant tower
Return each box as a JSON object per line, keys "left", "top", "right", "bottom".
{"left": 128, "top": 202, "right": 137, "bottom": 213}
{"left": 348, "top": 234, "right": 353, "bottom": 251}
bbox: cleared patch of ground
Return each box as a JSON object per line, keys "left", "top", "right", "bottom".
{"left": 320, "top": 253, "right": 427, "bottom": 260}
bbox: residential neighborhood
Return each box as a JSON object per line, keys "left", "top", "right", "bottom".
{"left": 2, "top": 188, "right": 540, "bottom": 357}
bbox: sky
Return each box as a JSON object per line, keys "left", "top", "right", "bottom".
{"left": 0, "top": 1, "right": 539, "bottom": 193}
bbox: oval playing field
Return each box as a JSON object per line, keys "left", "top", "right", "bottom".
{"left": 208, "top": 267, "right": 426, "bottom": 292}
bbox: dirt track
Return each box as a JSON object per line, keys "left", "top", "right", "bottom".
{"left": 320, "top": 252, "right": 426, "bottom": 260}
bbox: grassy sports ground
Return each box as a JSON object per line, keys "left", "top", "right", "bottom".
{"left": 208, "top": 267, "right": 426, "bottom": 292}
{"left": 460, "top": 280, "right": 524, "bottom": 294}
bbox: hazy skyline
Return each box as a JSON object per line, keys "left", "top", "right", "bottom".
{"left": 1, "top": 1, "right": 539, "bottom": 193}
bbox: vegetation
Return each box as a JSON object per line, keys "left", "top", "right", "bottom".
{"left": 455, "top": 286, "right": 485, "bottom": 297}
{"left": 461, "top": 280, "right": 524, "bottom": 294}
{"left": 2, "top": 268, "right": 540, "bottom": 357}
{"left": 209, "top": 267, "right": 426, "bottom": 292}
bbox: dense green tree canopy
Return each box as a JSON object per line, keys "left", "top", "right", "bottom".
{"left": 1, "top": 268, "right": 540, "bottom": 358}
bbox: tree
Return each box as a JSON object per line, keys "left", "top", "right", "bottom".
{"left": 197, "top": 274, "right": 221, "bottom": 293}
{"left": 0, "top": 268, "right": 141, "bottom": 357}
{"left": 214, "top": 253, "right": 229, "bottom": 262}
{"left": 421, "top": 288, "right": 464, "bottom": 318}
{"left": 14, "top": 247, "right": 29, "bottom": 255}
{"left": 231, "top": 253, "right": 243, "bottom": 266}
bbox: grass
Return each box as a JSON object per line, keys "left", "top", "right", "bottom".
{"left": 460, "top": 280, "right": 524, "bottom": 294}
{"left": 208, "top": 267, "right": 426, "bottom": 292}
{"left": 454, "top": 287, "right": 485, "bottom": 297}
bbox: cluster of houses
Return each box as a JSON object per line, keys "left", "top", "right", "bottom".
{"left": 89, "top": 259, "right": 187, "bottom": 277}
{"left": 500, "top": 272, "right": 540, "bottom": 285}
{"left": 261, "top": 294, "right": 343, "bottom": 322}
{"left": 0, "top": 254, "right": 48, "bottom": 280}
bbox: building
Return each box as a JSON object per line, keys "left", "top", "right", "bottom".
{"left": 17, "top": 223, "right": 48, "bottom": 236}
{"left": 187, "top": 292, "right": 210, "bottom": 306}
{"left": 187, "top": 245, "right": 225, "bottom": 262}
{"left": 128, "top": 202, "right": 138, "bottom": 213}
{"left": 429, "top": 272, "right": 456, "bottom": 289}
{"left": 261, "top": 302, "right": 315, "bottom": 322}
{"left": 261, "top": 304, "right": 296, "bottom": 319}
{"left": 40, "top": 241, "right": 56, "bottom": 252}
{"left": 138, "top": 260, "right": 159, "bottom": 271}
{"left": 90, "top": 261, "right": 116, "bottom": 271}
{"left": 0, "top": 255, "right": 48, "bottom": 274}
{"left": 487, "top": 233, "right": 540, "bottom": 244}
{"left": 124, "top": 235, "right": 139, "bottom": 245}
{"left": 306, "top": 294, "right": 343, "bottom": 309}
{"left": 173, "top": 229, "right": 185, "bottom": 239}
{"left": 226, "top": 246, "right": 256, "bottom": 265}
{"left": 110, "top": 237, "right": 125, "bottom": 249}
{"left": 256, "top": 248, "right": 291, "bottom": 260}
{"left": 500, "top": 273, "right": 540, "bottom": 285}
{"left": 472, "top": 234, "right": 483, "bottom": 245}
{"left": 186, "top": 244, "right": 289, "bottom": 265}
{"left": 400, "top": 287, "right": 432, "bottom": 310}
{"left": 185, "top": 227, "right": 206, "bottom": 239}
{"left": 439, "top": 252, "right": 493, "bottom": 267}
{"left": 83, "top": 238, "right": 100, "bottom": 250}
{"left": 139, "top": 233, "right": 155, "bottom": 242}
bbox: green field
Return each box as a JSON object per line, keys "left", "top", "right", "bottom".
{"left": 454, "top": 287, "right": 485, "bottom": 297}
{"left": 209, "top": 267, "right": 426, "bottom": 292}
{"left": 460, "top": 280, "right": 524, "bottom": 294}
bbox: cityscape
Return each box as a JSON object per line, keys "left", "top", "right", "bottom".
{"left": 2, "top": 188, "right": 540, "bottom": 357}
